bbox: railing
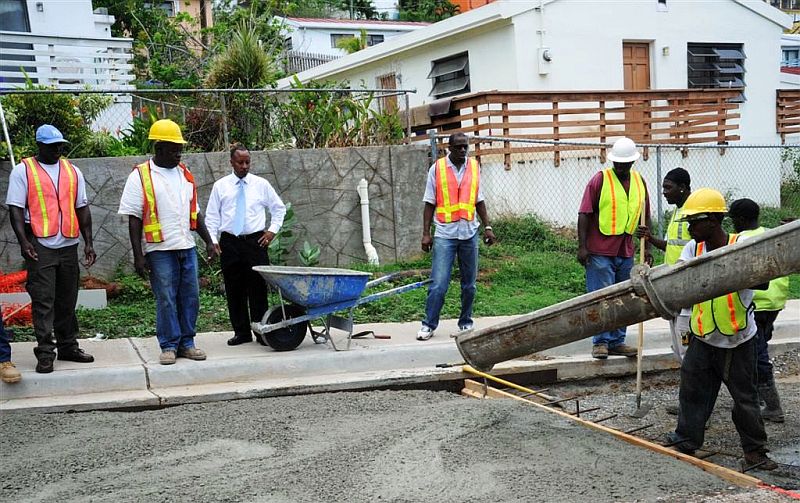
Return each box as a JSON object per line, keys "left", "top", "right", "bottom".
{"left": 777, "top": 89, "right": 800, "bottom": 142}
{"left": 408, "top": 89, "right": 742, "bottom": 166}
{"left": 0, "top": 31, "right": 134, "bottom": 90}
{"left": 282, "top": 50, "right": 340, "bottom": 75}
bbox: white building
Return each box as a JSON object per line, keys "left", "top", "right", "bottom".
{"left": 781, "top": 33, "right": 800, "bottom": 87}
{"left": 279, "top": 0, "right": 791, "bottom": 144}
{"left": 279, "top": 16, "right": 429, "bottom": 57}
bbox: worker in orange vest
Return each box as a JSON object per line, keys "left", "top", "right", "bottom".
{"left": 577, "top": 137, "right": 653, "bottom": 359}
{"left": 118, "top": 120, "right": 218, "bottom": 365}
{"left": 417, "top": 132, "right": 496, "bottom": 341}
{"left": 5, "top": 124, "right": 96, "bottom": 374}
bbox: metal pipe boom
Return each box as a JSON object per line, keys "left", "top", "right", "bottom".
{"left": 456, "top": 220, "right": 800, "bottom": 371}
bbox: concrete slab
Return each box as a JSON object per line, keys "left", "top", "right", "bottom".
{"left": 0, "top": 390, "right": 160, "bottom": 413}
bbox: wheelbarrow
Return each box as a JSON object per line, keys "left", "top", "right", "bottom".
{"left": 251, "top": 266, "right": 431, "bottom": 351}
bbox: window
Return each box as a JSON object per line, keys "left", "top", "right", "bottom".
{"left": 284, "top": 37, "right": 293, "bottom": 51}
{"left": 331, "top": 33, "right": 352, "bottom": 48}
{"left": 687, "top": 43, "right": 745, "bottom": 101}
{"left": 783, "top": 48, "right": 799, "bottom": 66}
{"left": 0, "top": 0, "right": 34, "bottom": 86}
{"left": 366, "top": 34, "right": 384, "bottom": 46}
{"left": 144, "top": 1, "right": 176, "bottom": 17}
{"left": 428, "top": 52, "right": 470, "bottom": 99}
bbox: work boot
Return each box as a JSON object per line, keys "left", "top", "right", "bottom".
{"left": 591, "top": 344, "right": 608, "bottom": 359}
{"left": 159, "top": 350, "right": 177, "bottom": 365}
{"left": 608, "top": 344, "right": 638, "bottom": 357}
{"left": 0, "top": 361, "right": 22, "bottom": 383}
{"left": 57, "top": 348, "right": 94, "bottom": 363}
{"left": 743, "top": 450, "right": 778, "bottom": 471}
{"left": 35, "top": 356, "right": 54, "bottom": 374}
{"left": 758, "top": 382, "right": 785, "bottom": 423}
{"left": 177, "top": 347, "right": 207, "bottom": 361}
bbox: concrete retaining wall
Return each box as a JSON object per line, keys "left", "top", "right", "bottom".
{"left": 0, "top": 145, "right": 430, "bottom": 279}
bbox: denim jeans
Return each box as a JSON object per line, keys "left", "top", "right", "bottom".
{"left": 146, "top": 249, "right": 199, "bottom": 352}
{"left": 586, "top": 254, "right": 634, "bottom": 347}
{"left": 423, "top": 233, "right": 478, "bottom": 330}
{"left": 0, "top": 318, "right": 11, "bottom": 363}
{"left": 674, "top": 336, "right": 766, "bottom": 454}
{"left": 754, "top": 310, "right": 779, "bottom": 386}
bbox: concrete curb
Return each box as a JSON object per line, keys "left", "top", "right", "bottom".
{"left": 3, "top": 339, "right": 797, "bottom": 414}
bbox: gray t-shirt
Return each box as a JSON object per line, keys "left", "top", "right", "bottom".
{"left": 423, "top": 155, "right": 485, "bottom": 240}
{"left": 5, "top": 159, "right": 88, "bottom": 249}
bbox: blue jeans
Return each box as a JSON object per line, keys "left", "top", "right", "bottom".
{"left": 586, "top": 254, "right": 634, "bottom": 347}
{"left": 423, "top": 233, "right": 479, "bottom": 330}
{"left": 146, "top": 249, "right": 199, "bottom": 352}
{"left": 0, "top": 318, "right": 11, "bottom": 363}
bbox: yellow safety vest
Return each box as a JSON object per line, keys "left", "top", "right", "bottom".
{"left": 598, "top": 168, "right": 645, "bottom": 236}
{"left": 664, "top": 207, "right": 690, "bottom": 265}
{"left": 739, "top": 227, "right": 790, "bottom": 312}
{"left": 134, "top": 161, "right": 198, "bottom": 243}
{"left": 690, "top": 234, "right": 749, "bottom": 337}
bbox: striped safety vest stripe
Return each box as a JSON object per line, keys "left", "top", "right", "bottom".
{"left": 434, "top": 157, "right": 479, "bottom": 224}
{"left": 135, "top": 161, "right": 198, "bottom": 243}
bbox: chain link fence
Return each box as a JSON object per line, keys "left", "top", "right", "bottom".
{"left": 0, "top": 87, "right": 414, "bottom": 164}
{"left": 426, "top": 132, "right": 800, "bottom": 258}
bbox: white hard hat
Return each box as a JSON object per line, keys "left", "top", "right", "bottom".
{"left": 608, "top": 137, "right": 640, "bottom": 163}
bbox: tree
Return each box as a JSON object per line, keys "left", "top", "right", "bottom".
{"left": 398, "top": 0, "right": 459, "bottom": 22}
{"left": 205, "top": 21, "right": 279, "bottom": 88}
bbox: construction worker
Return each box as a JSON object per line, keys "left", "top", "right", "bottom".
{"left": 417, "top": 132, "right": 496, "bottom": 341}
{"left": 729, "top": 198, "right": 787, "bottom": 423}
{"left": 118, "top": 120, "right": 218, "bottom": 365}
{"left": 5, "top": 124, "right": 96, "bottom": 373}
{"left": 577, "top": 137, "right": 652, "bottom": 359}
{"left": 666, "top": 188, "right": 777, "bottom": 470}
{"left": 635, "top": 167, "right": 692, "bottom": 361}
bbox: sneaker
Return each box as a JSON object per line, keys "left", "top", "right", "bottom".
{"left": 451, "top": 323, "right": 474, "bottom": 338}
{"left": 416, "top": 325, "right": 434, "bottom": 341}
{"left": 743, "top": 451, "right": 778, "bottom": 471}
{"left": 159, "top": 350, "right": 177, "bottom": 365}
{"left": 591, "top": 344, "right": 608, "bottom": 359}
{"left": 608, "top": 344, "right": 638, "bottom": 357}
{"left": 177, "top": 347, "right": 207, "bottom": 361}
{"left": 0, "top": 361, "right": 22, "bottom": 384}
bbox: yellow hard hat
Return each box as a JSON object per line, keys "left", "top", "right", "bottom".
{"left": 678, "top": 188, "right": 727, "bottom": 220}
{"left": 148, "top": 119, "right": 186, "bottom": 144}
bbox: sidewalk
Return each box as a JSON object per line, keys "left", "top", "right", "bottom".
{"left": 2, "top": 301, "right": 798, "bottom": 413}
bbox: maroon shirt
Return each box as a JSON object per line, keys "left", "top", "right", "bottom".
{"left": 578, "top": 170, "right": 651, "bottom": 258}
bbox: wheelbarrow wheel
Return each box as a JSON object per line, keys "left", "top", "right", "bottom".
{"left": 261, "top": 304, "right": 308, "bottom": 351}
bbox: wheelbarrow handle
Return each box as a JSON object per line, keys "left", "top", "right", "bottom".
{"left": 365, "top": 272, "right": 403, "bottom": 289}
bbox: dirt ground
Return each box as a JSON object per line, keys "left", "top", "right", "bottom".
{"left": 1, "top": 352, "right": 797, "bottom": 502}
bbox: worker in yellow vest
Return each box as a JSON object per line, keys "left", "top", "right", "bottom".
{"left": 666, "top": 188, "right": 776, "bottom": 471}
{"left": 635, "top": 167, "right": 692, "bottom": 361}
{"left": 118, "top": 120, "right": 218, "bottom": 365}
{"left": 729, "top": 198, "right": 788, "bottom": 423}
{"left": 5, "top": 124, "right": 96, "bottom": 374}
{"left": 417, "top": 132, "right": 496, "bottom": 341}
{"left": 577, "top": 137, "right": 652, "bottom": 359}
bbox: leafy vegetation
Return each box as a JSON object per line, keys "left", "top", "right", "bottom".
{"left": 398, "top": 0, "right": 459, "bottom": 22}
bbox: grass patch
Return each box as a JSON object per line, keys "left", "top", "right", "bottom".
{"left": 6, "top": 214, "right": 798, "bottom": 341}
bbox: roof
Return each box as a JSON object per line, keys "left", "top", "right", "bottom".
{"left": 285, "top": 17, "right": 431, "bottom": 28}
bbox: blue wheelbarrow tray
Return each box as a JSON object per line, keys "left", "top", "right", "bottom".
{"left": 252, "top": 265, "right": 371, "bottom": 316}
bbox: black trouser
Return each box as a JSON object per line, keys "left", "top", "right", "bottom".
{"left": 675, "top": 336, "right": 767, "bottom": 454}
{"left": 220, "top": 232, "right": 269, "bottom": 338}
{"left": 754, "top": 310, "right": 779, "bottom": 386}
{"left": 25, "top": 241, "right": 80, "bottom": 360}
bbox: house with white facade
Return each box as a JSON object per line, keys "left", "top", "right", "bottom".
{"left": 278, "top": 0, "right": 793, "bottom": 224}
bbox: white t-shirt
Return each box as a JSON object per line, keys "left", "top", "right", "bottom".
{"left": 677, "top": 235, "right": 757, "bottom": 349}
{"left": 117, "top": 160, "right": 196, "bottom": 254}
{"left": 5, "top": 159, "right": 88, "bottom": 249}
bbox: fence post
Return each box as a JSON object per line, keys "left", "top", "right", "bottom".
{"left": 219, "top": 93, "right": 230, "bottom": 148}
{"left": 404, "top": 92, "right": 411, "bottom": 143}
{"left": 655, "top": 145, "right": 663, "bottom": 231}
{"left": 428, "top": 129, "right": 438, "bottom": 161}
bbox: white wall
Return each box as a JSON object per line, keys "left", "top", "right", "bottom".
{"left": 288, "top": 26, "right": 416, "bottom": 56}
{"left": 25, "top": 0, "right": 96, "bottom": 37}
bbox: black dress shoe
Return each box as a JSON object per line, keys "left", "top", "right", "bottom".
{"left": 36, "top": 357, "right": 54, "bottom": 374}
{"left": 227, "top": 334, "right": 253, "bottom": 346}
{"left": 57, "top": 348, "right": 95, "bottom": 363}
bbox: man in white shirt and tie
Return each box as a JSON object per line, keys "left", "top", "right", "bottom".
{"left": 205, "top": 144, "right": 287, "bottom": 346}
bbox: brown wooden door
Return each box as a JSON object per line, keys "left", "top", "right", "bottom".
{"left": 623, "top": 42, "right": 651, "bottom": 140}
{"left": 378, "top": 73, "right": 398, "bottom": 113}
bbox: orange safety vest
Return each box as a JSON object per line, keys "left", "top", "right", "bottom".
{"left": 690, "top": 234, "right": 749, "bottom": 337}
{"left": 134, "top": 161, "right": 198, "bottom": 243}
{"left": 22, "top": 157, "right": 79, "bottom": 238}
{"left": 434, "top": 157, "right": 479, "bottom": 224}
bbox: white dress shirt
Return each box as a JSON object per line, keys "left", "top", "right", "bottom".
{"left": 118, "top": 160, "right": 197, "bottom": 254}
{"left": 5, "top": 159, "right": 88, "bottom": 249}
{"left": 205, "top": 172, "right": 286, "bottom": 244}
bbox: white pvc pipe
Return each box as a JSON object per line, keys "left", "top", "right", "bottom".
{"left": 357, "top": 178, "right": 379, "bottom": 266}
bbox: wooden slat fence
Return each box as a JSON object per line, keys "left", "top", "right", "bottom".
{"left": 777, "top": 89, "right": 800, "bottom": 143}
